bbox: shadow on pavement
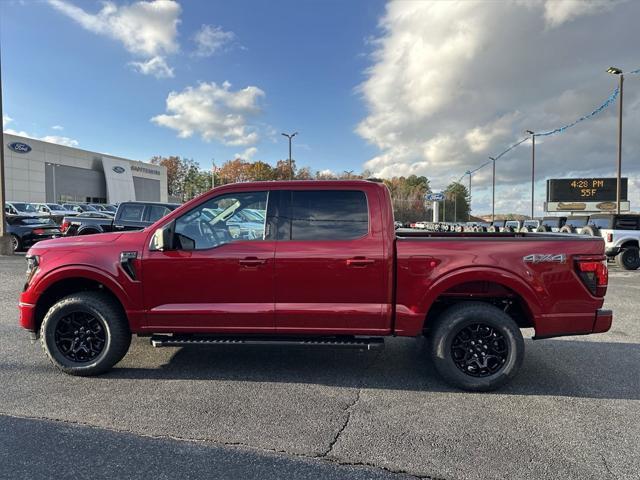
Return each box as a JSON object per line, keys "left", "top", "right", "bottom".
{"left": 109, "top": 337, "right": 640, "bottom": 401}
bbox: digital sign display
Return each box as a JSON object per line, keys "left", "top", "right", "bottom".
{"left": 547, "top": 178, "right": 627, "bottom": 202}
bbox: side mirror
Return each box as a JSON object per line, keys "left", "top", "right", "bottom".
{"left": 150, "top": 220, "right": 175, "bottom": 251}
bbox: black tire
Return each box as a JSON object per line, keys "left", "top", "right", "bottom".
{"left": 536, "top": 225, "right": 550, "bottom": 233}
{"left": 78, "top": 229, "right": 100, "bottom": 235}
{"left": 615, "top": 246, "right": 640, "bottom": 271}
{"left": 40, "top": 291, "right": 131, "bottom": 376}
{"left": 581, "top": 225, "right": 600, "bottom": 237}
{"left": 559, "top": 225, "right": 574, "bottom": 234}
{"left": 10, "top": 234, "right": 21, "bottom": 252}
{"left": 429, "top": 302, "right": 524, "bottom": 391}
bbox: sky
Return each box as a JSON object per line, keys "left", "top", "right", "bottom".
{"left": 1, "top": 0, "right": 639, "bottom": 216}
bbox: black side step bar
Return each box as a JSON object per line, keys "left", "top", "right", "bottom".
{"left": 150, "top": 335, "right": 385, "bottom": 351}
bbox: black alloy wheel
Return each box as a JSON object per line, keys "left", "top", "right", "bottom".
{"left": 54, "top": 312, "right": 106, "bottom": 362}
{"left": 451, "top": 323, "right": 508, "bottom": 377}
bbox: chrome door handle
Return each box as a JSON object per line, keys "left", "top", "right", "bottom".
{"left": 239, "top": 257, "right": 267, "bottom": 266}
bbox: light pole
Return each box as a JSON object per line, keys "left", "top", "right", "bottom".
{"left": 0, "top": 45, "right": 11, "bottom": 254}
{"left": 489, "top": 156, "right": 496, "bottom": 223}
{"left": 465, "top": 170, "right": 472, "bottom": 221}
{"left": 281, "top": 132, "right": 298, "bottom": 180}
{"left": 608, "top": 67, "right": 624, "bottom": 214}
{"left": 525, "top": 130, "right": 535, "bottom": 219}
{"left": 211, "top": 159, "right": 216, "bottom": 189}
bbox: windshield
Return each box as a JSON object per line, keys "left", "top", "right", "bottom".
{"left": 103, "top": 205, "right": 117, "bottom": 212}
{"left": 47, "top": 204, "right": 65, "bottom": 211}
{"left": 12, "top": 202, "right": 37, "bottom": 213}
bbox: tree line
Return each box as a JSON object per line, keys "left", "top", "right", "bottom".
{"left": 150, "top": 156, "right": 470, "bottom": 223}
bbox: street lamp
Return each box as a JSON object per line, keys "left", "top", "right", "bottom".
{"left": 525, "top": 130, "right": 535, "bottom": 219}
{"left": 465, "top": 170, "right": 472, "bottom": 221}
{"left": 607, "top": 66, "right": 624, "bottom": 214}
{"left": 0, "top": 45, "right": 11, "bottom": 254}
{"left": 281, "top": 132, "right": 298, "bottom": 180}
{"left": 489, "top": 156, "right": 496, "bottom": 223}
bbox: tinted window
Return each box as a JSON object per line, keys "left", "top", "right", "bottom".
{"left": 614, "top": 216, "right": 639, "bottom": 230}
{"left": 175, "top": 191, "right": 268, "bottom": 250}
{"left": 290, "top": 190, "right": 369, "bottom": 241}
{"left": 542, "top": 218, "right": 561, "bottom": 228}
{"left": 12, "top": 203, "right": 37, "bottom": 213}
{"left": 119, "top": 204, "right": 145, "bottom": 222}
{"left": 147, "top": 205, "right": 172, "bottom": 223}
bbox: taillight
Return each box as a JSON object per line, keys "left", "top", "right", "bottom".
{"left": 32, "top": 228, "right": 45, "bottom": 234}
{"left": 575, "top": 257, "right": 608, "bottom": 297}
{"left": 60, "top": 221, "right": 70, "bottom": 233}
{"left": 606, "top": 233, "right": 613, "bottom": 243}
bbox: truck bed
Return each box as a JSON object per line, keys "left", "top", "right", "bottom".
{"left": 393, "top": 230, "right": 606, "bottom": 339}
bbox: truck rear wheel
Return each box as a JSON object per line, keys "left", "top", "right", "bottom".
{"left": 615, "top": 246, "right": 640, "bottom": 270}
{"left": 429, "top": 302, "right": 524, "bottom": 391}
{"left": 40, "top": 291, "right": 131, "bottom": 376}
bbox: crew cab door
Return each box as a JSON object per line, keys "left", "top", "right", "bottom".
{"left": 142, "top": 190, "right": 276, "bottom": 332}
{"left": 273, "top": 188, "right": 390, "bottom": 335}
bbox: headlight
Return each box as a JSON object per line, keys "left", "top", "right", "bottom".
{"left": 25, "top": 255, "right": 40, "bottom": 286}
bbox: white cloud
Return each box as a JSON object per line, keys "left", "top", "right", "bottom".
{"left": 151, "top": 81, "right": 265, "bottom": 146}
{"left": 2, "top": 115, "right": 12, "bottom": 128}
{"left": 5, "top": 128, "right": 79, "bottom": 147}
{"left": 39, "top": 135, "right": 80, "bottom": 147}
{"left": 129, "top": 56, "right": 174, "bottom": 78}
{"left": 235, "top": 147, "right": 258, "bottom": 160}
{"left": 47, "top": 0, "right": 180, "bottom": 77}
{"left": 543, "top": 0, "right": 626, "bottom": 27}
{"left": 357, "top": 0, "right": 640, "bottom": 216}
{"left": 193, "top": 24, "right": 235, "bottom": 57}
{"left": 51, "top": 124, "right": 64, "bottom": 131}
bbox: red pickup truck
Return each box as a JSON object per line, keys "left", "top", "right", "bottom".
{"left": 19, "top": 180, "right": 612, "bottom": 391}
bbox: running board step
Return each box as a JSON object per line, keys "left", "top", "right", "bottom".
{"left": 150, "top": 335, "right": 385, "bottom": 350}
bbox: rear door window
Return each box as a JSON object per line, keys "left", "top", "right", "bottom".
{"left": 589, "top": 217, "right": 613, "bottom": 229}
{"left": 614, "top": 216, "right": 640, "bottom": 230}
{"left": 288, "top": 190, "right": 369, "bottom": 241}
{"left": 146, "top": 205, "right": 172, "bottom": 223}
{"left": 119, "top": 204, "right": 145, "bottom": 222}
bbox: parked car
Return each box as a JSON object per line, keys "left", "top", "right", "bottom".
{"left": 503, "top": 220, "right": 521, "bottom": 232}
{"left": 537, "top": 216, "right": 567, "bottom": 233}
{"left": 5, "top": 216, "right": 61, "bottom": 252}
{"left": 60, "top": 201, "right": 179, "bottom": 236}
{"left": 559, "top": 215, "right": 590, "bottom": 234}
{"left": 33, "top": 203, "right": 78, "bottom": 224}
{"left": 5, "top": 201, "right": 46, "bottom": 218}
{"left": 487, "top": 220, "right": 506, "bottom": 232}
{"left": 20, "top": 180, "right": 612, "bottom": 392}
{"left": 520, "top": 220, "right": 540, "bottom": 232}
{"left": 61, "top": 203, "right": 100, "bottom": 215}
{"left": 88, "top": 203, "right": 117, "bottom": 215}
{"left": 582, "top": 214, "right": 640, "bottom": 270}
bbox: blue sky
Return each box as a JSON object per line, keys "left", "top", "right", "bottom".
{"left": 1, "top": 0, "right": 384, "bottom": 174}
{"left": 2, "top": 0, "right": 639, "bottom": 215}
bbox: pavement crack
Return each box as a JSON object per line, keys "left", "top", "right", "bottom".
{"left": 600, "top": 453, "right": 616, "bottom": 479}
{"left": 321, "top": 388, "right": 361, "bottom": 458}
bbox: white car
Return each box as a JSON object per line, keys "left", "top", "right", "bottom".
{"left": 582, "top": 214, "right": 640, "bottom": 270}
{"left": 4, "top": 201, "right": 47, "bottom": 218}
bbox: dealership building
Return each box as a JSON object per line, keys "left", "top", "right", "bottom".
{"left": 3, "top": 133, "right": 168, "bottom": 204}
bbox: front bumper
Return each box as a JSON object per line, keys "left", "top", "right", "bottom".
{"left": 18, "top": 301, "right": 37, "bottom": 332}
{"left": 605, "top": 247, "right": 621, "bottom": 257}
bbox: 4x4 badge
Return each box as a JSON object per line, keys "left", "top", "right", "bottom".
{"left": 523, "top": 254, "right": 566, "bottom": 264}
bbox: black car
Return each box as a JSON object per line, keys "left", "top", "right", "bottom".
{"left": 5, "top": 216, "right": 61, "bottom": 252}
{"left": 61, "top": 201, "right": 179, "bottom": 236}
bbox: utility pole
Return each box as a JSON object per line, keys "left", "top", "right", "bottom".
{"left": 0, "top": 45, "right": 12, "bottom": 255}
{"left": 525, "top": 130, "right": 535, "bottom": 219}
{"left": 608, "top": 67, "right": 624, "bottom": 214}
{"left": 489, "top": 156, "right": 496, "bottom": 223}
{"left": 465, "top": 170, "right": 472, "bottom": 221}
{"left": 281, "top": 132, "right": 298, "bottom": 180}
{"left": 211, "top": 159, "right": 216, "bottom": 189}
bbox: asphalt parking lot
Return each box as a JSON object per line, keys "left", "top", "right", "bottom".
{"left": 0, "top": 254, "right": 638, "bottom": 480}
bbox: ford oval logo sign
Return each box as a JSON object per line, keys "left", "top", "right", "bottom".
{"left": 112, "top": 166, "right": 126, "bottom": 174}
{"left": 8, "top": 142, "right": 32, "bottom": 154}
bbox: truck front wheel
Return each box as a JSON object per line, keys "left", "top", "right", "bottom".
{"left": 429, "top": 302, "right": 524, "bottom": 391}
{"left": 40, "top": 292, "right": 131, "bottom": 376}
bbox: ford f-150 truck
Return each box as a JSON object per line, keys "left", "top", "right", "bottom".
{"left": 18, "top": 180, "right": 612, "bottom": 391}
